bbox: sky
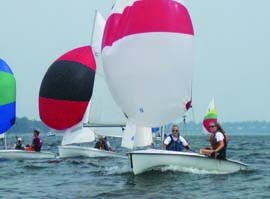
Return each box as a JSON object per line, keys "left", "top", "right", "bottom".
{"left": 0, "top": 0, "right": 270, "bottom": 122}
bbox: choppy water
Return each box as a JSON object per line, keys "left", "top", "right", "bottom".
{"left": 0, "top": 133, "right": 269, "bottom": 199}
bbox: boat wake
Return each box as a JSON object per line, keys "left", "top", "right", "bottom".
{"left": 159, "top": 165, "right": 228, "bottom": 175}
{"left": 98, "top": 165, "right": 132, "bottom": 175}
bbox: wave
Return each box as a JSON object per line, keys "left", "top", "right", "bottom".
{"left": 23, "top": 164, "right": 49, "bottom": 170}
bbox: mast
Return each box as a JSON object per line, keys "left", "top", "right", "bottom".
{"left": 4, "top": 135, "right": 7, "bottom": 150}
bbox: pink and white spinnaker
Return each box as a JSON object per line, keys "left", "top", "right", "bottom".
{"left": 102, "top": 0, "right": 194, "bottom": 127}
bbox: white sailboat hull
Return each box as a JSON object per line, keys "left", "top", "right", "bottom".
{"left": 0, "top": 150, "right": 56, "bottom": 160}
{"left": 128, "top": 149, "right": 247, "bottom": 175}
{"left": 58, "top": 145, "right": 125, "bottom": 158}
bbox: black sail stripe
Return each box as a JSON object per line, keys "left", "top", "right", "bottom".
{"left": 39, "top": 60, "right": 95, "bottom": 101}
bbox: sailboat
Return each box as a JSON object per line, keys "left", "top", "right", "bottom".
{"left": 101, "top": 0, "right": 247, "bottom": 175}
{"left": 46, "top": 130, "right": 56, "bottom": 137}
{"left": 0, "top": 59, "right": 55, "bottom": 159}
{"left": 39, "top": 43, "right": 99, "bottom": 158}
{"left": 57, "top": 11, "right": 127, "bottom": 158}
{"left": 128, "top": 100, "right": 247, "bottom": 175}
{"left": 203, "top": 98, "right": 218, "bottom": 133}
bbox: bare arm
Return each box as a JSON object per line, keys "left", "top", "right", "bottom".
{"left": 163, "top": 144, "right": 167, "bottom": 150}
{"left": 184, "top": 145, "right": 191, "bottom": 150}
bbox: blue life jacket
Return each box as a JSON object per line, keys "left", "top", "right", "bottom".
{"left": 166, "top": 135, "right": 184, "bottom": 151}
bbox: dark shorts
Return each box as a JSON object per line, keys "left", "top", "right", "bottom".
{"left": 210, "top": 151, "right": 226, "bottom": 160}
{"left": 203, "top": 147, "right": 226, "bottom": 160}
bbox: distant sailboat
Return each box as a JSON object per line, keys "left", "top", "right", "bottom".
{"left": 203, "top": 98, "right": 218, "bottom": 133}
{"left": 0, "top": 59, "right": 55, "bottom": 159}
{"left": 46, "top": 131, "right": 56, "bottom": 137}
{"left": 0, "top": 58, "right": 16, "bottom": 150}
{"left": 39, "top": 45, "right": 97, "bottom": 158}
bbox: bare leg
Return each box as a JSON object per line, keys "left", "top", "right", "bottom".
{"left": 200, "top": 149, "right": 213, "bottom": 156}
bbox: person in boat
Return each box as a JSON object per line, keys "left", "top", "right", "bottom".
{"left": 25, "top": 129, "right": 43, "bottom": 152}
{"left": 14, "top": 137, "right": 25, "bottom": 150}
{"left": 94, "top": 137, "right": 109, "bottom": 151}
{"left": 200, "top": 122, "right": 229, "bottom": 159}
{"left": 104, "top": 136, "right": 115, "bottom": 152}
{"left": 163, "top": 124, "right": 191, "bottom": 151}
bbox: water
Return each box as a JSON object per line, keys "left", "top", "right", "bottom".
{"left": 0, "top": 134, "right": 269, "bottom": 199}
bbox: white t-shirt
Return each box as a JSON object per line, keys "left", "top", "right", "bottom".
{"left": 215, "top": 132, "right": 224, "bottom": 142}
{"left": 164, "top": 135, "right": 188, "bottom": 146}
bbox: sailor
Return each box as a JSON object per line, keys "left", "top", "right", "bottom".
{"left": 163, "top": 124, "right": 191, "bottom": 151}
{"left": 104, "top": 136, "right": 115, "bottom": 152}
{"left": 14, "top": 137, "right": 25, "bottom": 150}
{"left": 94, "top": 137, "right": 108, "bottom": 151}
{"left": 200, "top": 122, "right": 228, "bottom": 159}
{"left": 26, "top": 129, "right": 43, "bottom": 152}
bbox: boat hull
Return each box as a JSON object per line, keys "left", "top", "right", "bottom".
{"left": 0, "top": 150, "right": 56, "bottom": 160}
{"left": 128, "top": 149, "right": 247, "bottom": 175}
{"left": 58, "top": 145, "right": 125, "bottom": 158}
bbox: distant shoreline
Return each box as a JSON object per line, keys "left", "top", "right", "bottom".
{"left": 4, "top": 117, "right": 269, "bottom": 135}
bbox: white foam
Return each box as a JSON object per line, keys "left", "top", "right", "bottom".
{"left": 159, "top": 165, "right": 228, "bottom": 175}
{"left": 101, "top": 165, "right": 132, "bottom": 175}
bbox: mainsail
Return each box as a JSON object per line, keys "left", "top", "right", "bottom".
{"left": 86, "top": 11, "right": 127, "bottom": 137}
{"left": 203, "top": 98, "right": 218, "bottom": 133}
{"left": 0, "top": 59, "right": 16, "bottom": 134}
{"left": 102, "top": 0, "right": 194, "bottom": 127}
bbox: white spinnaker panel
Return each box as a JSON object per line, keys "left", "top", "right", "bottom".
{"left": 88, "top": 10, "right": 127, "bottom": 126}
{"left": 102, "top": 33, "right": 193, "bottom": 126}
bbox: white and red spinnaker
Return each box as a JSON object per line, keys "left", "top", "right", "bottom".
{"left": 102, "top": 0, "right": 194, "bottom": 127}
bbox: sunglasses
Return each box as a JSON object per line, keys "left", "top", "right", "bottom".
{"left": 172, "top": 129, "right": 179, "bottom": 132}
{"left": 209, "top": 125, "right": 216, "bottom": 128}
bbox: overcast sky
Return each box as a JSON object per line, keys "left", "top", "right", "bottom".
{"left": 0, "top": 0, "right": 269, "bottom": 122}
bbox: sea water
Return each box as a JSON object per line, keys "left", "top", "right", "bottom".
{"left": 0, "top": 134, "right": 269, "bottom": 199}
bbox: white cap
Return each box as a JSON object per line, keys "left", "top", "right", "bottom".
{"left": 18, "top": 138, "right": 22, "bottom": 141}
